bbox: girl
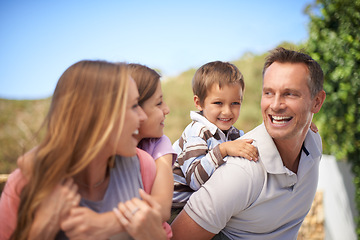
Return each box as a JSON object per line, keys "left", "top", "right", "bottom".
{"left": 128, "top": 63, "right": 176, "bottom": 222}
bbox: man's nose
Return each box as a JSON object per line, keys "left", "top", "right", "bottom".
{"left": 270, "top": 95, "right": 285, "bottom": 111}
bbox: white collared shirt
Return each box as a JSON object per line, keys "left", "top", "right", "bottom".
{"left": 185, "top": 123, "right": 322, "bottom": 240}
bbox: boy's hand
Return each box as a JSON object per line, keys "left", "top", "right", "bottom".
{"left": 310, "top": 122, "right": 318, "bottom": 133}
{"left": 219, "top": 139, "right": 259, "bottom": 161}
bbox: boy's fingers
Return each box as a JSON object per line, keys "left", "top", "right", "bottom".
{"left": 244, "top": 139, "right": 254, "bottom": 143}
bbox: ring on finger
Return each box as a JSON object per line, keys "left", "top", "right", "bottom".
{"left": 131, "top": 207, "right": 140, "bottom": 215}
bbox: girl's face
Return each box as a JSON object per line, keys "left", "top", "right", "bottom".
{"left": 137, "top": 81, "right": 169, "bottom": 140}
{"left": 113, "top": 77, "right": 147, "bottom": 156}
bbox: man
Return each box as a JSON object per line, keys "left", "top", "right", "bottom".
{"left": 171, "top": 47, "right": 326, "bottom": 240}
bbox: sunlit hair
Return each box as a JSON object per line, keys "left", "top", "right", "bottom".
{"left": 11, "top": 60, "right": 129, "bottom": 240}
{"left": 263, "top": 47, "right": 324, "bottom": 98}
{"left": 127, "top": 63, "right": 161, "bottom": 107}
{"left": 192, "top": 61, "right": 245, "bottom": 106}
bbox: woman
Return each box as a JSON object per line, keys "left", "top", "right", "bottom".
{"left": 0, "top": 60, "right": 167, "bottom": 239}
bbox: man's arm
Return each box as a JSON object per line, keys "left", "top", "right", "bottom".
{"left": 171, "top": 209, "right": 215, "bottom": 240}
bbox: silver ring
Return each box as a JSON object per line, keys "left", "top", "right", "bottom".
{"left": 131, "top": 207, "right": 140, "bottom": 215}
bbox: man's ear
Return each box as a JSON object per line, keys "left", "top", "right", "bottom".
{"left": 312, "top": 90, "right": 326, "bottom": 114}
{"left": 194, "top": 95, "right": 203, "bottom": 111}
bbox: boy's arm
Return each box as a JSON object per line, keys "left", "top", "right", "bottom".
{"left": 219, "top": 139, "right": 259, "bottom": 161}
{"left": 179, "top": 136, "right": 225, "bottom": 190}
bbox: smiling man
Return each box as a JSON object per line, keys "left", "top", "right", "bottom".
{"left": 171, "top": 47, "right": 326, "bottom": 240}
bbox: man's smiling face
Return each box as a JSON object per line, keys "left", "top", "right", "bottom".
{"left": 261, "top": 62, "right": 315, "bottom": 143}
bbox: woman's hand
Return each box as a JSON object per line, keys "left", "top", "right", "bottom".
{"left": 29, "top": 178, "right": 80, "bottom": 240}
{"left": 115, "top": 189, "right": 167, "bottom": 240}
{"left": 61, "top": 207, "right": 123, "bottom": 240}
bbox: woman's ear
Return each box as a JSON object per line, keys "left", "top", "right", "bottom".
{"left": 312, "top": 90, "right": 326, "bottom": 114}
{"left": 194, "top": 95, "right": 203, "bottom": 111}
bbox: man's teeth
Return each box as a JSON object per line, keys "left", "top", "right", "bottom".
{"left": 272, "top": 116, "right": 292, "bottom": 124}
{"left": 133, "top": 129, "right": 139, "bottom": 135}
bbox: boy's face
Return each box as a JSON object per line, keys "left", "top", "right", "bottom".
{"left": 195, "top": 83, "right": 243, "bottom": 131}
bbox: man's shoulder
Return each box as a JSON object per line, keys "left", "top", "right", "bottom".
{"left": 305, "top": 129, "right": 323, "bottom": 158}
{"left": 225, "top": 156, "right": 265, "bottom": 176}
{"left": 216, "top": 156, "right": 266, "bottom": 191}
{"left": 240, "top": 124, "right": 265, "bottom": 140}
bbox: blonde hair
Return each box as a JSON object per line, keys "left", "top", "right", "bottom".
{"left": 127, "top": 63, "right": 161, "bottom": 107}
{"left": 192, "top": 61, "right": 244, "bottom": 106}
{"left": 11, "top": 60, "right": 129, "bottom": 240}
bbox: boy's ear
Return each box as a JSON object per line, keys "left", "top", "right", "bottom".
{"left": 194, "top": 95, "right": 203, "bottom": 111}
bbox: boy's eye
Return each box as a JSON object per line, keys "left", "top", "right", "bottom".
{"left": 232, "top": 102, "right": 241, "bottom": 105}
{"left": 157, "top": 101, "right": 163, "bottom": 106}
{"left": 213, "top": 102, "right": 222, "bottom": 105}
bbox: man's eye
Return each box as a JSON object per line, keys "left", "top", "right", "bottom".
{"left": 285, "top": 92, "right": 297, "bottom": 97}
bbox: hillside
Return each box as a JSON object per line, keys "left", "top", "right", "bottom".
{"left": 0, "top": 98, "right": 50, "bottom": 173}
{"left": 0, "top": 52, "right": 267, "bottom": 174}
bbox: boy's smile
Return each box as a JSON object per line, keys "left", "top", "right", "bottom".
{"left": 195, "top": 83, "right": 243, "bottom": 131}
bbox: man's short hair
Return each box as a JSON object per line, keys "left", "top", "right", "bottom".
{"left": 263, "top": 47, "right": 324, "bottom": 98}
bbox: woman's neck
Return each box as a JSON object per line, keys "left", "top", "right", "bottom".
{"left": 74, "top": 154, "right": 112, "bottom": 201}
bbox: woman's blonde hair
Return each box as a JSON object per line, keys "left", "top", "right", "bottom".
{"left": 11, "top": 60, "right": 129, "bottom": 240}
{"left": 127, "top": 63, "right": 161, "bottom": 107}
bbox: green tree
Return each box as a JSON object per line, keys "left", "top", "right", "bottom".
{"left": 306, "top": 0, "right": 360, "bottom": 236}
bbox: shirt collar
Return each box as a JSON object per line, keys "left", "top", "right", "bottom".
{"left": 242, "top": 123, "right": 321, "bottom": 175}
{"left": 190, "top": 111, "right": 240, "bottom": 140}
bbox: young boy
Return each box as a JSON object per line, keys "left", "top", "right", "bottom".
{"left": 171, "top": 61, "right": 259, "bottom": 216}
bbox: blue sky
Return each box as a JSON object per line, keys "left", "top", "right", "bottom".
{"left": 0, "top": 0, "right": 313, "bottom": 99}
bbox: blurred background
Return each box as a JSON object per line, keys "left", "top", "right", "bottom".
{"left": 0, "top": 0, "right": 359, "bottom": 239}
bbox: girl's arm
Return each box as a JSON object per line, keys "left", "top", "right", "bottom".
{"left": 151, "top": 153, "right": 173, "bottom": 221}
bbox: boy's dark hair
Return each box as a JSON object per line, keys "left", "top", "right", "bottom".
{"left": 192, "top": 61, "right": 244, "bottom": 105}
